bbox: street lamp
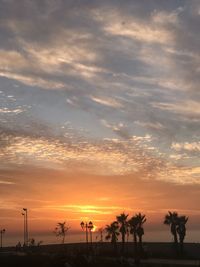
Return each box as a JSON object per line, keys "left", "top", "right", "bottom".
{"left": 80, "top": 221, "right": 94, "bottom": 245}
{"left": 80, "top": 221, "right": 88, "bottom": 244}
{"left": 88, "top": 221, "right": 94, "bottom": 244}
{"left": 0, "top": 229, "right": 5, "bottom": 249}
{"left": 22, "top": 208, "right": 28, "bottom": 246}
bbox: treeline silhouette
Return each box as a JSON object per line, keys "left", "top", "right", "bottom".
{"left": 103, "top": 211, "right": 188, "bottom": 257}
{"left": 53, "top": 210, "right": 188, "bottom": 258}
{"left": 0, "top": 210, "right": 195, "bottom": 267}
{"left": 1, "top": 210, "right": 189, "bottom": 256}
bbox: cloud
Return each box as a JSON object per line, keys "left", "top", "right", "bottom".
{"left": 0, "top": 1, "right": 199, "bottom": 186}
{"left": 43, "top": 204, "right": 126, "bottom": 215}
{"left": 90, "top": 96, "right": 123, "bottom": 108}
{"left": 0, "top": 131, "right": 152, "bottom": 175}
{"left": 0, "top": 108, "right": 24, "bottom": 114}
{"left": 135, "top": 121, "right": 165, "bottom": 130}
{"left": 0, "top": 180, "right": 15, "bottom": 185}
{"left": 172, "top": 142, "right": 200, "bottom": 152}
{"left": 151, "top": 100, "right": 200, "bottom": 118}
{"left": 101, "top": 120, "right": 130, "bottom": 139}
{"left": 103, "top": 15, "right": 173, "bottom": 45}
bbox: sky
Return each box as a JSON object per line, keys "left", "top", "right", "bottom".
{"left": 0, "top": 0, "right": 200, "bottom": 244}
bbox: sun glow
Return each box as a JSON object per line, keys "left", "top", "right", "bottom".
{"left": 91, "top": 225, "right": 97, "bottom": 232}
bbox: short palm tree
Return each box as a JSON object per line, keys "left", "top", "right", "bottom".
{"left": 105, "top": 221, "right": 119, "bottom": 252}
{"left": 164, "top": 211, "right": 179, "bottom": 245}
{"left": 116, "top": 212, "right": 129, "bottom": 253}
{"left": 54, "top": 221, "right": 70, "bottom": 244}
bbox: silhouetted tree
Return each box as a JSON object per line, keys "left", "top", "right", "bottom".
{"left": 164, "top": 211, "right": 179, "bottom": 246}
{"left": 98, "top": 227, "right": 104, "bottom": 242}
{"left": 54, "top": 221, "right": 70, "bottom": 244}
{"left": 105, "top": 221, "right": 119, "bottom": 253}
{"left": 136, "top": 213, "right": 146, "bottom": 253}
{"left": 177, "top": 215, "right": 188, "bottom": 253}
{"left": 116, "top": 212, "right": 129, "bottom": 253}
{"left": 128, "top": 216, "right": 139, "bottom": 256}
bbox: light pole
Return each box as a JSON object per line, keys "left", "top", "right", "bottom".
{"left": 22, "top": 208, "right": 28, "bottom": 245}
{"left": 88, "top": 221, "right": 94, "bottom": 244}
{"left": 80, "top": 221, "right": 94, "bottom": 247}
{"left": 0, "top": 229, "right": 5, "bottom": 249}
{"left": 22, "top": 212, "right": 26, "bottom": 246}
{"left": 80, "top": 221, "right": 88, "bottom": 245}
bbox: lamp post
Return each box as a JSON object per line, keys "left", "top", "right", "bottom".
{"left": 22, "top": 213, "right": 26, "bottom": 246}
{"left": 80, "top": 221, "right": 88, "bottom": 245}
{"left": 80, "top": 221, "right": 94, "bottom": 247}
{"left": 88, "top": 221, "right": 94, "bottom": 244}
{"left": 22, "top": 208, "right": 28, "bottom": 246}
{"left": 0, "top": 229, "right": 5, "bottom": 249}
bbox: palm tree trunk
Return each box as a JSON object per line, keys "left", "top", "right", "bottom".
{"left": 133, "top": 232, "right": 137, "bottom": 256}
{"left": 174, "top": 232, "right": 178, "bottom": 244}
{"left": 179, "top": 235, "right": 184, "bottom": 254}
{"left": 139, "top": 235, "right": 143, "bottom": 254}
{"left": 173, "top": 231, "right": 179, "bottom": 254}
{"left": 133, "top": 233, "right": 140, "bottom": 265}
{"left": 62, "top": 234, "right": 65, "bottom": 244}
{"left": 122, "top": 233, "right": 125, "bottom": 254}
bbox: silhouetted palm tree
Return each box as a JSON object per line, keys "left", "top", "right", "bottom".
{"left": 177, "top": 215, "right": 188, "bottom": 252}
{"left": 116, "top": 212, "right": 129, "bottom": 253}
{"left": 105, "top": 221, "right": 119, "bottom": 253}
{"left": 54, "top": 221, "right": 70, "bottom": 244}
{"left": 128, "top": 216, "right": 139, "bottom": 256}
{"left": 164, "top": 211, "right": 179, "bottom": 245}
{"left": 136, "top": 213, "right": 146, "bottom": 253}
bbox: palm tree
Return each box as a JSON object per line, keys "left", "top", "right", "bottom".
{"left": 136, "top": 213, "right": 146, "bottom": 252}
{"left": 54, "top": 221, "right": 70, "bottom": 244}
{"left": 105, "top": 221, "right": 119, "bottom": 253}
{"left": 128, "top": 216, "right": 139, "bottom": 256}
{"left": 164, "top": 211, "right": 179, "bottom": 245}
{"left": 98, "top": 227, "right": 104, "bottom": 242}
{"left": 116, "top": 212, "right": 129, "bottom": 253}
{"left": 177, "top": 216, "right": 188, "bottom": 253}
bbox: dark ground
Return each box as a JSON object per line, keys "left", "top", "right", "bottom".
{"left": 0, "top": 242, "right": 199, "bottom": 267}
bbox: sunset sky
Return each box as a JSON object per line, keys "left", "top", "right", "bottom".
{"left": 0, "top": 0, "right": 199, "bottom": 244}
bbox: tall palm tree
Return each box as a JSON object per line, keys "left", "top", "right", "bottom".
{"left": 116, "top": 212, "right": 129, "bottom": 253}
{"left": 105, "top": 221, "right": 119, "bottom": 253}
{"left": 135, "top": 213, "right": 146, "bottom": 253}
{"left": 164, "top": 211, "right": 179, "bottom": 245}
{"left": 128, "top": 216, "right": 139, "bottom": 256}
{"left": 177, "top": 216, "right": 188, "bottom": 252}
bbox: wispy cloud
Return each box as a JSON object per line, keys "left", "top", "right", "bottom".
{"left": 0, "top": 108, "right": 24, "bottom": 114}
{"left": 90, "top": 96, "right": 123, "bottom": 108}
{"left": 172, "top": 142, "right": 200, "bottom": 152}
{"left": 43, "top": 204, "right": 126, "bottom": 215}
{"left": 152, "top": 100, "right": 200, "bottom": 117}
{"left": 0, "top": 180, "right": 15, "bottom": 185}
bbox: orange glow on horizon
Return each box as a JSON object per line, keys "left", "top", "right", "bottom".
{"left": 0, "top": 167, "right": 199, "bottom": 238}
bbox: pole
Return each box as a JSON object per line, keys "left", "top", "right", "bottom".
{"left": 90, "top": 229, "right": 92, "bottom": 244}
{"left": 86, "top": 223, "right": 88, "bottom": 244}
{"left": 26, "top": 209, "right": 28, "bottom": 245}
{"left": 23, "top": 208, "right": 28, "bottom": 246}
{"left": 0, "top": 229, "right": 5, "bottom": 249}
{"left": 0, "top": 231, "right": 2, "bottom": 249}
{"left": 22, "top": 213, "right": 26, "bottom": 245}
